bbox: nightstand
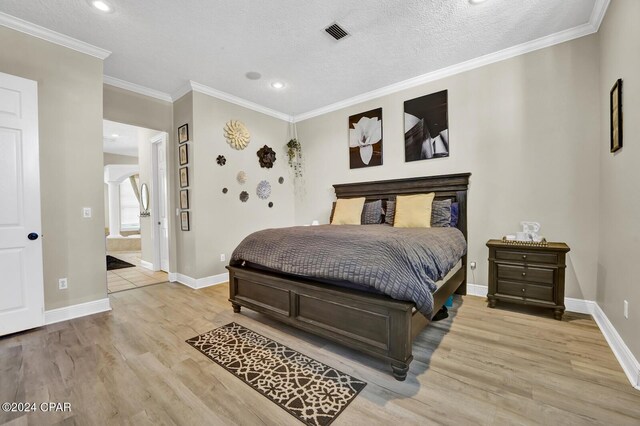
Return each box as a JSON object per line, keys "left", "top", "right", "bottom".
{"left": 486, "top": 240, "right": 570, "bottom": 320}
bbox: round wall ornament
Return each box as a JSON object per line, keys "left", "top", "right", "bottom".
{"left": 239, "top": 191, "right": 249, "bottom": 202}
{"left": 268, "top": 202, "right": 274, "bottom": 208}
{"left": 256, "top": 180, "right": 271, "bottom": 200}
{"left": 257, "top": 145, "right": 276, "bottom": 168}
{"left": 216, "top": 155, "right": 226, "bottom": 166}
{"left": 222, "top": 187, "right": 228, "bottom": 194}
{"left": 224, "top": 120, "right": 250, "bottom": 150}
{"left": 237, "top": 171, "right": 247, "bottom": 184}
{"left": 278, "top": 176, "right": 284, "bottom": 184}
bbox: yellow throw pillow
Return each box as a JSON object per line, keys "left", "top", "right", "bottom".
{"left": 331, "top": 197, "right": 366, "bottom": 225}
{"left": 393, "top": 193, "right": 435, "bottom": 228}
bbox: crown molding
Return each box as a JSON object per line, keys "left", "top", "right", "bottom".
{"left": 0, "top": 12, "right": 111, "bottom": 59}
{"left": 104, "top": 75, "right": 173, "bottom": 103}
{"left": 186, "top": 81, "right": 293, "bottom": 122}
{"left": 293, "top": 0, "right": 610, "bottom": 123}
{"left": 590, "top": 0, "right": 611, "bottom": 31}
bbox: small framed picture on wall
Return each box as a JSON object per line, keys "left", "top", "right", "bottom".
{"left": 180, "top": 211, "right": 190, "bottom": 231}
{"left": 180, "top": 189, "right": 189, "bottom": 209}
{"left": 179, "top": 167, "right": 189, "bottom": 188}
{"left": 179, "top": 144, "right": 188, "bottom": 166}
{"left": 178, "top": 123, "right": 189, "bottom": 144}
{"left": 610, "top": 79, "right": 623, "bottom": 153}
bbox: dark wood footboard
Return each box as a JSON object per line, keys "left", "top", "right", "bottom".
{"left": 228, "top": 264, "right": 465, "bottom": 380}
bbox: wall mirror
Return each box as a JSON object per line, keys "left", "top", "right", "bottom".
{"left": 140, "top": 183, "right": 150, "bottom": 216}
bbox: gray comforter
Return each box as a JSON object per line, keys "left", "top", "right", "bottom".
{"left": 230, "top": 225, "right": 467, "bottom": 317}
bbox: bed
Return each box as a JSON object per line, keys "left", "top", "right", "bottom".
{"left": 226, "top": 173, "right": 470, "bottom": 380}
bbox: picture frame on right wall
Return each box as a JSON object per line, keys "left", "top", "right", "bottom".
{"left": 404, "top": 90, "right": 449, "bottom": 162}
{"left": 179, "top": 167, "right": 189, "bottom": 188}
{"left": 180, "top": 211, "right": 190, "bottom": 231}
{"left": 178, "top": 123, "right": 189, "bottom": 144}
{"left": 610, "top": 79, "right": 623, "bottom": 153}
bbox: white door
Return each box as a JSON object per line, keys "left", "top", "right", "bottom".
{"left": 0, "top": 72, "right": 44, "bottom": 336}
{"left": 153, "top": 136, "right": 170, "bottom": 271}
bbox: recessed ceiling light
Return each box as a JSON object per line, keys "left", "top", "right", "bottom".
{"left": 245, "top": 71, "right": 262, "bottom": 80}
{"left": 111, "top": 134, "right": 119, "bottom": 138}
{"left": 271, "top": 81, "right": 285, "bottom": 89}
{"left": 88, "top": 0, "right": 114, "bottom": 13}
{"left": 469, "top": 0, "right": 488, "bottom": 4}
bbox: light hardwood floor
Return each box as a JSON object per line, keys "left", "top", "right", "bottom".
{"left": 1, "top": 282, "right": 639, "bottom": 425}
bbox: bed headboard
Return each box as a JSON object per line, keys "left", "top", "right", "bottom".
{"left": 332, "top": 173, "right": 471, "bottom": 240}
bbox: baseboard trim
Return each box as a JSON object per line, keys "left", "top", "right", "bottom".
{"left": 168, "top": 272, "right": 178, "bottom": 282}
{"left": 139, "top": 259, "right": 155, "bottom": 271}
{"left": 175, "top": 272, "right": 228, "bottom": 289}
{"left": 465, "top": 282, "right": 639, "bottom": 390}
{"left": 44, "top": 298, "right": 111, "bottom": 325}
{"left": 592, "top": 304, "right": 640, "bottom": 390}
{"left": 466, "top": 283, "right": 595, "bottom": 315}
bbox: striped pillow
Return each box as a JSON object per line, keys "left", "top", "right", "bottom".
{"left": 362, "top": 200, "right": 383, "bottom": 224}
{"left": 431, "top": 199, "right": 451, "bottom": 227}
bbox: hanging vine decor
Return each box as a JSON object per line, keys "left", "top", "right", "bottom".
{"left": 216, "top": 155, "right": 226, "bottom": 166}
{"left": 257, "top": 145, "right": 276, "bottom": 168}
{"left": 286, "top": 138, "right": 303, "bottom": 177}
{"left": 224, "top": 120, "right": 250, "bottom": 150}
{"left": 256, "top": 180, "right": 271, "bottom": 200}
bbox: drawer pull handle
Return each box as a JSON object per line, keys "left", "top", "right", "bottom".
{"left": 522, "top": 272, "right": 526, "bottom": 276}
{"left": 522, "top": 255, "right": 527, "bottom": 259}
{"left": 521, "top": 288, "right": 526, "bottom": 292}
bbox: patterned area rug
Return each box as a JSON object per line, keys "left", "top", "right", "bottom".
{"left": 186, "top": 323, "right": 367, "bottom": 426}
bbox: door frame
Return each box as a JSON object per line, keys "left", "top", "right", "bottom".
{"left": 150, "top": 132, "right": 170, "bottom": 271}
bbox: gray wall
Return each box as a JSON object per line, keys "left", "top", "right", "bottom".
{"left": 0, "top": 26, "right": 107, "bottom": 310}
{"left": 173, "top": 93, "right": 197, "bottom": 277}
{"left": 596, "top": 0, "right": 640, "bottom": 360}
{"left": 175, "top": 91, "right": 295, "bottom": 278}
{"left": 295, "top": 34, "right": 602, "bottom": 301}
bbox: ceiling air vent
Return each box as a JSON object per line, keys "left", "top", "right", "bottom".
{"left": 325, "top": 22, "right": 349, "bottom": 41}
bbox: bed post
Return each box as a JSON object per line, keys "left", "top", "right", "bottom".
{"left": 455, "top": 189, "right": 468, "bottom": 295}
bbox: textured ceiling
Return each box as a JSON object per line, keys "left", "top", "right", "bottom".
{"left": 103, "top": 120, "right": 143, "bottom": 157}
{"left": 0, "top": 0, "right": 596, "bottom": 116}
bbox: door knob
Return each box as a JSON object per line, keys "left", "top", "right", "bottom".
{"left": 28, "top": 232, "right": 39, "bottom": 241}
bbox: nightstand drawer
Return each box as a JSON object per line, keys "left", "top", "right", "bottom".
{"left": 497, "top": 264, "right": 554, "bottom": 284}
{"left": 495, "top": 249, "right": 557, "bottom": 265}
{"left": 497, "top": 280, "right": 554, "bottom": 301}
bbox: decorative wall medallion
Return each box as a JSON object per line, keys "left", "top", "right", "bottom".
{"left": 217, "top": 155, "right": 226, "bottom": 166}
{"left": 256, "top": 145, "right": 276, "bottom": 168}
{"left": 237, "top": 171, "right": 247, "bottom": 184}
{"left": 224, "top": 120, "right": 250, "bottom": 150}
{"left": 278, "top": 176, "right": 284, "bottom": 184}
{"left": 256, "top": 180, "right": 271, "bottom": 200}
{"left": 268, "top": 202, "right": 273, "bottom": 208}
{"left": 239, "top": 191, "right": 249, "bottom": 202}
{"left": 222, "top": 188, "right": 228, "bottom": 194}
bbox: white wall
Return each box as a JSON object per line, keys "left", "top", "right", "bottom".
{"left": 596, "top": 0, "right": 640, "bottom": 361}
{"left": 295, "top": 34, "right": 601, "bottom": 301}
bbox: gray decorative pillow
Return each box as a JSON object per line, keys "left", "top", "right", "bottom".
{"left": 431, "top": 199, "right": 452, "bottom": 227}
{"left": 385, "top": 200, "right": 396, "bottom": 225}
{"left": 362, "top": 200, "right": 382, "bottom": 224}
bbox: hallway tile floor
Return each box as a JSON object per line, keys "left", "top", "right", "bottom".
{"left": 107, "top": 251, "right": 168, "bottom": 293}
